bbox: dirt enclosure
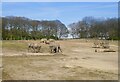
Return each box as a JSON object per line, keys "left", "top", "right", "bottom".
{"left": 1, "top": 39, "right": 118, "bottom": 80}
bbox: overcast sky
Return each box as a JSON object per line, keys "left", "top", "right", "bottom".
{"left": 2, "top": 2, "right": 118, "bottom": 26}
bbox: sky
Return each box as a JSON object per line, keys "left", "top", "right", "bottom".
{"left": 1, "top": 0, "right": 119, "bottom": 2}
{"left": 2, "top": 2, "right": 118, "bottom": 26}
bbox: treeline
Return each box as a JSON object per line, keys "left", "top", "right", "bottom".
{"left": 2, "top": 16, "right": 119, "bottom": 40}
{"left": 2, "top": 16, "right": 69, "bottom": 40}
{"left": 68, "top": 16, "right": 118, "bottom": 40}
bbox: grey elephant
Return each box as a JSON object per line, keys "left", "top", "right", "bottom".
{"left": 28, "top": 43, "right": 41, "bottom": 53}
{"left": 49, "top": 43, "right": 62, "bottom": 53}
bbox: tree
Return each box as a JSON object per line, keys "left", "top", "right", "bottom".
{"left": 68, "top": 16, "right": 118, "bottom": 40}
{"left": 2, "top": 16, "right": 69, "bottom": 40}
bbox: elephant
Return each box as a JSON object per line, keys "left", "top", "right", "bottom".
{"left": 28, "top": 43, "right": 41, "bottom": 53}
{"left": 40, "top": 38, "right": 47, "bottom": 43}
{"left": 49, "top": 43, "right": 62, "bottom": 53}
{"left": 49, "top": 39, "right": 55, "bottom": 43}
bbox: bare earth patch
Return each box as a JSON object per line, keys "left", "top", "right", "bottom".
{"left": 2, "top": 39, "right": 118, "bottom": 80}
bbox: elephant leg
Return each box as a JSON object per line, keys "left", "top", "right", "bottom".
{"left": 49, "top": 46, "right": 53, "bottom": 53}
{"left": 33, "top": 47, "right": 35, "bottom": 53}
{"left": 58, "top": 47, "right": 62, "bottom": 52}
{"left": 38, "top": 47, "right": 41, "bottom": 53}
{"left": 54, "top": 47, "right": 57, "bottom": 53}
{"left": 28, "top": 46, "right": 31, "bottom": 52}
{"left": 51, "top": 49, "right": 53, "bottom": 53}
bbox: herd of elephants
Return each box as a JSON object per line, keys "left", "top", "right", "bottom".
{"left": 27, "top": 38, "right": 112, "bottom": 54}
{"left": 28, "top": 38, "right": 62, "bottom": 53}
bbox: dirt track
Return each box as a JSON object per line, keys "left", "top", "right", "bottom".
{"left": 2, "top": 39, "right": 118, "bottom": 80}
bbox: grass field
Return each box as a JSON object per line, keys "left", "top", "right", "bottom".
{"left": 1, "top": 39, "right": 118, "bottom": 80}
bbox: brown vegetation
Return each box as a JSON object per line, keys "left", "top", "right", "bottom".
{"left": 2, "top": 39, "right": 118, "bottom": 80}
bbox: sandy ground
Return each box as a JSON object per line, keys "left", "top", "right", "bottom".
{"left": 0, "top": 40, "right": 2, "bottom": 81}
{"left": 1, "top": 39, "right": 118, "bottom": 80}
